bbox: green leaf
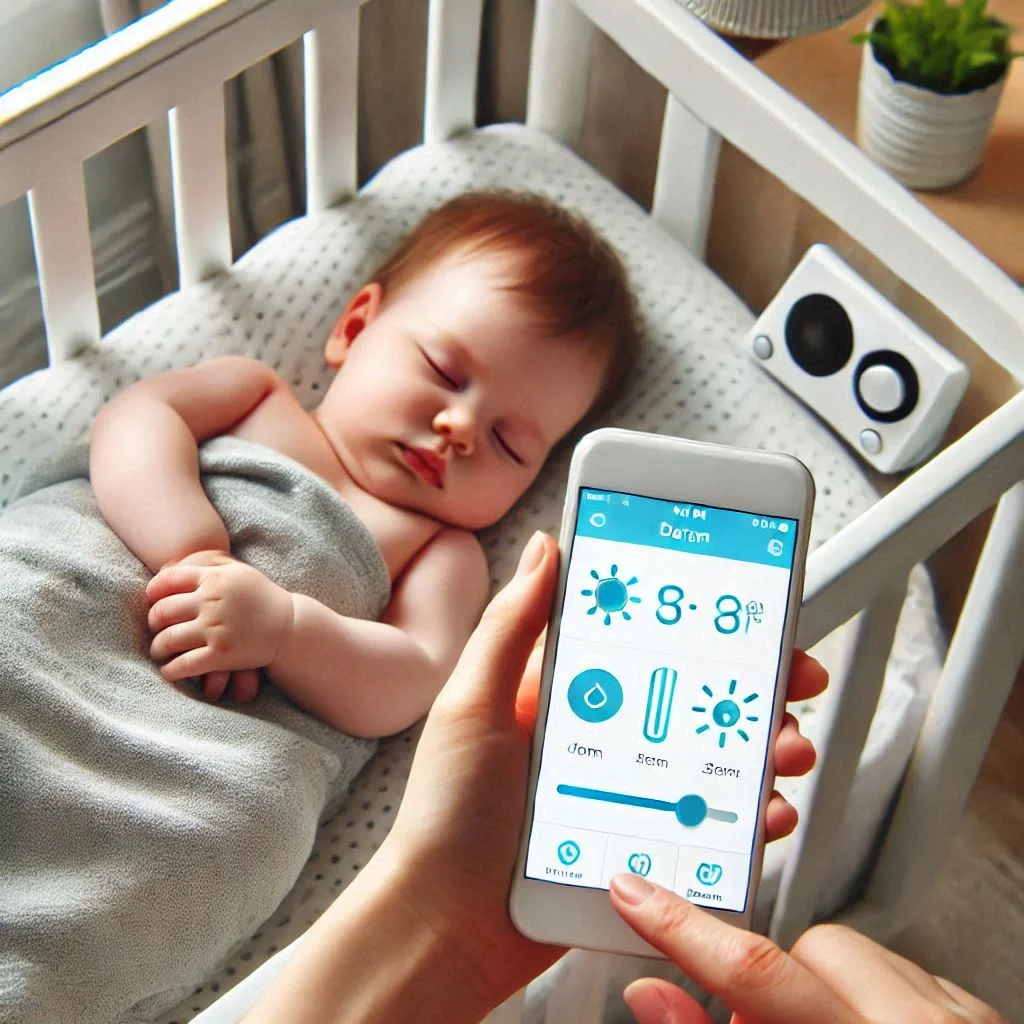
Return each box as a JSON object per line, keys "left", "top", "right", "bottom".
{"left": 961, "top": 26, "right": 1010, "bottom": 51}
{"left": 864, "top": 0, "right": 1015, "bottom": 91}
{"left": 952, "top": 47, "right": 1001, "bottom": 85}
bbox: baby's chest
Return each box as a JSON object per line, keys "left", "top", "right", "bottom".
{"left": 230, "top": 389, "right": 340, "bottom": 482}
{"left": 229, "top": 392, "right": 437, "bottom": 580}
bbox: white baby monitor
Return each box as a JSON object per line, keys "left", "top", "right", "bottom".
{"left": 745, "top": 245, "right": 969, "bottom": 473}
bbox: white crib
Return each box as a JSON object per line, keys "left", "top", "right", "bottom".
{"left": 1, "top": 0, "right": 1022, "bottom": 1021}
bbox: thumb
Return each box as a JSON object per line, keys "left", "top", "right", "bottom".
{"left": 439, "top": 531, "right": 558, "bottom": 725}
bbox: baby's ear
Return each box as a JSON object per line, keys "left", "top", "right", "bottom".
{"left": 325, "top": 283, "right": 384, "bottom": 366}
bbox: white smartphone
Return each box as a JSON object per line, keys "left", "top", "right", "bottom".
{"left": 509, "top": 428, "right": 814, "bottom": 955}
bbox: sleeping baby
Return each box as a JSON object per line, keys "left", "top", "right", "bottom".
{"left": 90, "top": 189, "right": 641, "bottom": 737}
{"left": 0, "top": 190, "right": 640, "bottom": 1024}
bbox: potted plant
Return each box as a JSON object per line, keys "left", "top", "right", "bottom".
{"left": 853, "top": 0, "right": 1022, "bottom": 189}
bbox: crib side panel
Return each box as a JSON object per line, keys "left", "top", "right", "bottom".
{"left": 0, "top": 0, "right": 349, "bottom": 364}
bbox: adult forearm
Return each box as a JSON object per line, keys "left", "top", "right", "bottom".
{"left": 242, "top": 848, "right": 496, "bottom": 1024}
{"left": 268, "top": 595, "right": 443, "bottom": 737}
{"left": 90, "top": 395, "right": 230, "bottom": 572}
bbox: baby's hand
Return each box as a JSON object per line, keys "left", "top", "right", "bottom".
{"left": 146, "top": 550, "right": 294, "bottom": 702}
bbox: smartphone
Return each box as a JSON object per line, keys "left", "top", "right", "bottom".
{"left": 509, "top": 428, "right": 814, "bottom": 955}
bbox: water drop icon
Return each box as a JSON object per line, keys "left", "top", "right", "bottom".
{"left": 567, "top": 669, "right": 622, "bottom": 723}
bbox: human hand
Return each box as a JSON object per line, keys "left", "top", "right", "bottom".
{"left": 608, "top": 876, "right": 1006, "bottom": 1023}
{"left": 147, "top": 550, "right": 294, "bottom": 702}
{"left": 375, "top": 531, "right": 828, "bottom": 1013}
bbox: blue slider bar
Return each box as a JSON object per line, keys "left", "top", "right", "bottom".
{"left": 556, "top": 784, "right": 738, "bottom": 827}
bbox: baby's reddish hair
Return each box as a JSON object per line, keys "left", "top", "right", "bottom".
{"left": 368, "top": 190, "right": 639, "bottom": 416}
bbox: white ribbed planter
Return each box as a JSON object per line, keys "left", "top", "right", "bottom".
{"left": 857, "top": 29, "right": 1007, "bottom": 190}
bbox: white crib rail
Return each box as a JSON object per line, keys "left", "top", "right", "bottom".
{"left": 304, "top": 0, "right": 360, "bottom": 211}
{"left": 169, "top": 84, "right": 232, "bottom": 285}
{"left": 26, "top": 164, "right": 101, "bottom": 363}
{"left": 0, "top": 0, "right": 365, "bottom": 340}
{"left": 1, "top": 2, "right": 1023, "bottom": 1022}
{"left": 651, "top": 95, "right": 721, "bottom": 261}
{"left": 841, "top": 480, "right": 1024, "bottom": 940}
{"left": 425, "top": 0, "right": 485, "bottom": 144}
{"left": 526, "top": 0, "right": 596, "bottom": 147}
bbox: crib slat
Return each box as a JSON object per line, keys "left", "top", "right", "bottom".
{"left": 842, "top": 481, "right": 1024, "bottom": 943}
{"left": 169, "top": 84, "right": 232, "bottom": 286}
{"left": 27, "top": 163, "right": 101, "bottom": 364}
{"left": 543, "top": 949, "right": 611, "bottom": 1024}
{"left": 651, "top": 95, "right": 721, "bottom": 260}
{"left": 424, "top": 0, "right": 485, "bottom": 144}
{"left": 526, "top": 0, "right": 596, "bottom": 148}
{"left": 770, "top": 577, "right": 908, "bottom": 950}
{"left": 304, "top": 0, "right": 360, "bottom": 211}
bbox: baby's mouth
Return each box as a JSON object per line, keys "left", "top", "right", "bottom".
{"left": 398, "top": 443, "right": 446, "bottom": 489}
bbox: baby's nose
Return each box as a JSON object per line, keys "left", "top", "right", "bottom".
{"left": 434, "top": 407, "right": 476, "bottom": 456}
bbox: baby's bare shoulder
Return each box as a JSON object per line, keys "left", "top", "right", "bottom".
{"left": 423, "top": 527, "right": 487, "bottom": 578}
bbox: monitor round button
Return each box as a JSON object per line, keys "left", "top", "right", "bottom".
{"left": 858, "top": 364, "right": 905, "bottom": 414}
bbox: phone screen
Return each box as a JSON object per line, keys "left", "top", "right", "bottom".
{"left": 524, "top": 487, "right": 799, "bottom": 913}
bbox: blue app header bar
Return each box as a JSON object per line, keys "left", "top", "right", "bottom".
{"left": 576, "top": 488, "right": 798, "bottom": 569}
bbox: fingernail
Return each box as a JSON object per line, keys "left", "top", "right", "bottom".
{"left": 516, "top": 532, "right": 546, "bottom": 577}
{"left": 611, "top": 873, "right": 654, "bottom": 905}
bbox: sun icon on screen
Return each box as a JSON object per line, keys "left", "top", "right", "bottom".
{"left": 693, "top": 678, "right": 761, "bottom": 748}
{"left": 582, "top": 565, "right": 641, "bottom": 625}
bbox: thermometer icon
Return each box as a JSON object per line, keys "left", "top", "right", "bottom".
{"left": 644, "top": 667, "right": 677, "bottom": 743}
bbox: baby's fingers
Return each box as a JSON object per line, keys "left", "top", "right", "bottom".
{"left": 160, "top": 646, "right": 220, "bottom": 683}
{"left": 202, "top": 671, "right": 231, "bottom": 702}
{"left": 148, "top": 593, "right": 199, "bottom": 633}
{"left": 147, "top": 564, "right": 204, "bottom": 604}
{"left": 232, "top": 669, "right": 261, "bottom": 703}
{"left": 150, "top": 621, "right": 205, "bottom": 662}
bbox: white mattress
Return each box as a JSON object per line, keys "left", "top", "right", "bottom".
{"left": 0, "top": 125, "right": 944, "bottom": 1023}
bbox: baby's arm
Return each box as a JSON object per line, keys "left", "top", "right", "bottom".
{"left": 267, "top": 529, "right": 490, "bottom": 737}
{"left": 90, "top": 356, "right": 284, "bottom": 573}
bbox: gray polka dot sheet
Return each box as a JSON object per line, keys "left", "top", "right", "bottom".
{"left": 0, "top": 125, "right": 944, "bottom": 1023}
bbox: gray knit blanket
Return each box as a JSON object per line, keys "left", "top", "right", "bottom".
{"left": 0, "top": 436, "right": 391, "bottom": 1024}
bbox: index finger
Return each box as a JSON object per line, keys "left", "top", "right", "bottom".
{"left": 786, "top": 649, "right": 829, "bottom": 703}
{"left": 609, "top": 877, "right": 860, "bottom": 1024}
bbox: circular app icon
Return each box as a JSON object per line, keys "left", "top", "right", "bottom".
{"left": 567, "top": 668, "right": 623, "bottom": 723}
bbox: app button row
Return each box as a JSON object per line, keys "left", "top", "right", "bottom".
{"left": 525, "top": 822, "right": 751, "bottom": 912}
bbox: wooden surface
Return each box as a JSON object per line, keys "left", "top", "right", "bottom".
{"left": 754, "top": 1, "right": 1024, "bottom": 282}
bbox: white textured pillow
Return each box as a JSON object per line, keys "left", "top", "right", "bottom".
{"left": 0, "top": 126, "right": 943, "bottom": 1023}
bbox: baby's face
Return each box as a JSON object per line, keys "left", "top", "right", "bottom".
{"left": 317, "top": 251, "right": 608, "bottom": 530}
